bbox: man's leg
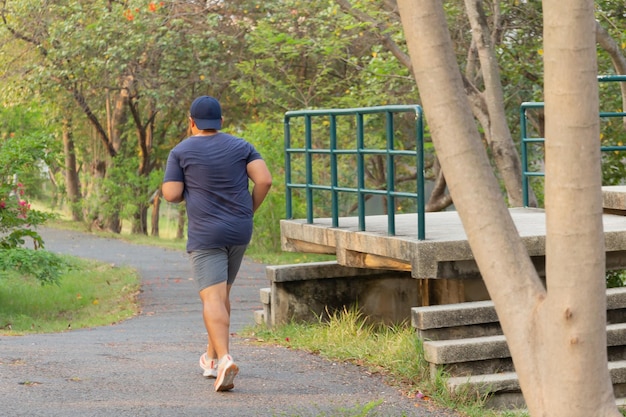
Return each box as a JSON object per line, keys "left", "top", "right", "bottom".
{"left": 193, "top": 246, "right": 243, "bottom": 390}
{"left": 205, "top": 244, "right": 245, "bottom": 356}
{"left": 199, "top": 282, "right": 232, "bottom": 360}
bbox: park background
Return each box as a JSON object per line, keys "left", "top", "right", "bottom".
{"left": 1, "top": 0, "right": 626, "bottom": 280}
{"left": 2, "top": 2, "right": 626, "bottom": 415}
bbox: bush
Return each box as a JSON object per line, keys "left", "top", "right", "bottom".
{"left": 0, "top": 130, "right": 64, "bottom": 285}
{"left": 607, "top": 269, "right": 626, "bottom": 288}
{"left": 0, "top": 248, "right": 71, "bottom": 285}
{"left": 240, "top": 120, "right": 286, "bottom": 254}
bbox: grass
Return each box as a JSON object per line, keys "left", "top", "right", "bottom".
{"left": 0, "top": 256, "right": 140, "bottom": 335}
{"left": 243, "top": 306, "right": 524, "bottom": 417}
{"left": 272, "top": 400, "right": 387, "bottom": 417}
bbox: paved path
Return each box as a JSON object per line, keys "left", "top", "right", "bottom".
{"left": 0, "top": 228, "right": 459, "bottom": 417}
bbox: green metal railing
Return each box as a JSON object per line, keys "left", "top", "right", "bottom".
{"left": 284, "top": 105, "right": 426, "bottom": 240}
{"left": 521, "top": 75, "right": 626, "bottom": 206}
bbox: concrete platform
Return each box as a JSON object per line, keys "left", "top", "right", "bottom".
{"left": 281, "top": 207, "right": 626, "bottom": 281}
{"left": 605, "top": 185, "right": 626, "bottom": 215}
{"left": 281, "top": 187, "right": 626, "bottom": 305}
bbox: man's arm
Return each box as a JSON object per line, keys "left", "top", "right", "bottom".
{"left": 162, "top": 181, "right": 185, "bottom": 203}
{"left": 247, "top": 159, "right": 272, "bottom": 213}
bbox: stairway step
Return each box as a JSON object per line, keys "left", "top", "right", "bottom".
{"left": 425, "top": 323, "right": 626, "bottom": 366}
{"left": 424, "top": 334, "right": 508, "bottom": 365}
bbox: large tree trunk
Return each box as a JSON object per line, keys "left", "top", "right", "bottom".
{"left": 538, "top": 1, "right": 618, "bottom": 415}
{"left": 61, "top": 117, "right": 83, "bottom": 221}
{"left": 397, "top": 0, "right": 620, "bottom": 415}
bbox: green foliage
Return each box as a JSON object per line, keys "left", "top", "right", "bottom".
{"left": 0, "top": 105, "right": 60, "bottom": 198}
{"left": 232, "top": 0, "right": 415, "bottom": 116}
{"left": 2, "top": 0, "right": 626, "bottom": 250}
{"left": 596, "top": 1, "right": 626, "bottom": 74}
{"left": 1, "top": 0, "right": 249, "bottom": 232}
{"left": 241, "top": 120, "right": 286, "bottom": 253}
{"left": 607, "top": 270, "right": 626, "bottom": 288}
{"left": 0, "top": 119, "right": 57, "bottom": 250}
{"left": 0, "top": 106, "right": 61, "bottom": 284}
{"left": 0, "top": 248, "right": 71, "bottom": 285}
{"left": 599, "top": 80, "right": 626, "bottom": 186}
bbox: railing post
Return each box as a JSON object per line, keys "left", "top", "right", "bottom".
{"left": 284, "top": 115, "right": 293, "bottom": 219}
{"left": 356, "top": 112, "right": 366, "bottom": 232}
{"left": 385, "top": 110, "right": 396, "bottom": 235}
{"left": 305, "top": 115, "right": 314, "bottom": 224}
{"left": 330, "top": 115, "right": 339, "bottom": 228}
{"left": 416, "top": 107, "right": 425, "bottom": 241}
{"left": 520, "top": 104, "right": 530, "bottom": 207}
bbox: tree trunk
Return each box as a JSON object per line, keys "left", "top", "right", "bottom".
{"left": 425, "top": 162, "right": 452, "bottom": 212}
{"left": 131, "top": 205, "right": 149, "bottom": 235}
{"left": 104, "top": 212, "right": 122, "bottom": 234}
{"left": 397, "top": 0, "right": 620, "bottom": 415}
{"left": 151, "top": 189, "right": 161, "bottom": 237}
{"left": 463, "top": 0, "right": 526, "bottom": 207}
{"left": 61, "top": 117, "right": 83, "bottom": 221}
{"left": 110, "top": 76, "right": 133, "bottom": 153}
{"left": 539, "top": 1, "right": 618, "bottom": 415}
{"left": 84, "top": 159, "right": 121, "bottom": 234}
{"left": 127, "top": 88, "right": 156, "bottom": 236}
{"left": 176, "top": 205, "right": 185, "bottom": 240}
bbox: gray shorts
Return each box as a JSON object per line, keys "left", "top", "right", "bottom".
{"left": 189, "top": 245, "right": 248, "bottom": 291}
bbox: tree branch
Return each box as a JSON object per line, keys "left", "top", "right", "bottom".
{"left": 0, "top": 0, "right": 47, "bottom": 56}
{"left": 335, "top": 0, "right": 413, "bottom": 72}
{"left": 69, "top": 85, "right": 117, "bottom": 158}
{"left": 595, "top": 20, "right": 626, "bottom": 130}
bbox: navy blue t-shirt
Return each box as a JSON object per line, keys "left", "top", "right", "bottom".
{"left": 163, "top": 132, "right": 262, "bottom": 252}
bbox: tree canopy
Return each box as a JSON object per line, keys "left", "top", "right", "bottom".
{"left": 0, "top": 0, "right": 625, "bottom": 247}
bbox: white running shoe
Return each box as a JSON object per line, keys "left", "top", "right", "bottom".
{"left": 214, "top": 355, "right": 238, "bottom": 392}
{"left": 199, "top": 353, "right": 218, "bottom": 378}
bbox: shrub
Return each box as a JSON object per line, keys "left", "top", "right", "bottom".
{"left": 0, "top": 131, "right": 65, "bottom": 284}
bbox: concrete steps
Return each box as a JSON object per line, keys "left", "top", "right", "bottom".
{"left": 443, "top": 360, "right": 626, "bottom": 409}
{"left": 412, "top": 287, "right": 626, "bottom": 409}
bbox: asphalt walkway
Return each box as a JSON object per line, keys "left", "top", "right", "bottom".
{"left": 0, "top": 227, "right": 460, "bottom": 417}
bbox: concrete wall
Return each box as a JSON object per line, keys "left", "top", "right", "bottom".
{"left": 263, "top": 261, "right": 417, "bottom": 326}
